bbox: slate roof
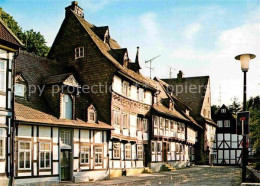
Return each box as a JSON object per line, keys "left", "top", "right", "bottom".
{"left": 15, "top": 51, "right": 113, "bottom": 130}
{"left": 162, "top": 76, "right": 209, "bottom": 115}
{"left": 71, "top": 10, "right": 158, "bottom": 90}
{"left": 0, "top": 18, "right": 23, "bottom": 47}
{"left": 109, "top": 48, "right": 127, "bottom": 66}
{"left": 42, "top": 73, "right": 73, "bottom": 85}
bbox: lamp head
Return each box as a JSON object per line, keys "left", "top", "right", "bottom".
{"left": 235, "top": 53, "right": 256, "bottom": 72}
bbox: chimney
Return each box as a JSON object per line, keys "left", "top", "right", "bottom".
{"left": 65, "top": 1, "right": 84, "bottom": 18}
{"left": 177, "top": 70, "right": 183, "bottom": 80}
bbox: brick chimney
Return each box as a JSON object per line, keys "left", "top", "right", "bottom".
{"left": 65, "top": 1, "right": 84, "bottom": 18}
{"left": 177, "top": 70, "right": 184, "bottom": 80}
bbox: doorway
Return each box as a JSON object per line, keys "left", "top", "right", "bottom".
{"left": 162, "top": 142, "right": 167, "bottom": 162}
{"left": 60, "top": 149, "right": 71, "bottom": 181}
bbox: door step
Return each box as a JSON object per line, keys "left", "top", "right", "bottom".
{"left": 165, "top": 163, "right": 176, "bottom": 172}
{"left": 143, "top": 167, "right": 153, "bottom": 174}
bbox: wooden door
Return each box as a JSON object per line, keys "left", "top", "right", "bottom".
{"left": 61, "top": 149, "right": 71, "bottom": 180}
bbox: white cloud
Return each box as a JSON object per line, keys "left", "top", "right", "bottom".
{"left": 183, "top": 23, "right": 202, "bottom": 40}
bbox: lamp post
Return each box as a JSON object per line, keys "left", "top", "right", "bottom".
{"left": 235, "top": 53, "right": 256, "bottom": 182}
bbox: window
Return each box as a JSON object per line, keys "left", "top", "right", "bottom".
{"left": 165, "top": 119, "right": 169, "bottom": 130}
{"left": 170, "top": 121, "right": 174, "bottom": 131}
{"left": 221, "top": 108, "right": 226, "bottom": 113}
{"left": 217, "top": 120, "right": 223, "bottom": 127}
{"left": 137, "top": 145, "right": 143, "bottom": 159}
{"left": 157, "top": 142, "right": 162, "bottom": 152}
{"left": 62, "top": 94, "right": 73, "bottom": 119}
{"left": 113, "top": 143, "right": 120, "bottom": 159}
{"left": 151, "top": 142, "right": 156, "bottom": 153}
{"left": 0, "top": 129, "right": 5, "bottom": 159}
{"left": 18, "top": 141, "right": 31, "bottom": 170}
{"left": 39, "top": 142, "right": 51, "bottom": 169}
{"left": 60, "top": 130, "right": 71, "bottom": 145}
{"left": 175, "top": 143, "right": 180, "bottom": 153}
{"left": 75, "top": 46, "right": 84, "bottom": 59}
{"left": 138, "top": 88, "right": 144, "bottom": 101}
{"left": 122, "top": 81, "right": 130, "bottom": 97}
{"left": 94, "top": 147, "right": 103, "bottom": 164}
{"left": 179, "top": 144, "right": 183, "bottom": 153}
{"left": 113, "top": 109, "right": 120, "bottom": 127}
{"left": 80, "top": 147, "right": 89, "bottom": 164}
{"left": 137, "top": 117, "right": 142, "bottom": 131}
{"left": 121, "top": 113, "right": 128, "bottom": 129}
{"left": 181, "top": 124, "right": 185, "bottom": 133}
{"left": 224, "top": 120, "right": 230, "bottom": 127}
{"left": 177, "top": 123, "right": 181, "bottom": 133}
{"left": 143, "top": 118, "right": 148, "bottom": 131}
{"left": 88, "top": 106, "right": 96, "bottom": 123}
{"left": 15, "top": 83, "right": 26, "bottom": 97}
{"left": 159, "top": 117, "right": 163, "bottom": 129}
{"left": 125, "top": 144, "right": 131, "bottom": 159}
{"left": 0, "top": 60, "right": 6, "bottom": 91}
{"left": 154, "top": 116, "right": 158, "bottom": 128}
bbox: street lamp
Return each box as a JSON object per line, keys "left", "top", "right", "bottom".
{"left": 235, "top": 53, "right": 256, "bottom": 182}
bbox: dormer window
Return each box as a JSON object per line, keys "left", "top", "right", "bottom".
{"left": 75, "top": 47, "right": 84, "bottom": 59}
{"left": 221, "top": 108, "right": 226, "bottom": 113}
{"left": 123, "top": 52, "right": 128, "bottom": 67}
{"left": 88, "top": 105, "right": 97, "bottom": 123}
{"left": 104, "top": 29, "right": 110, "bottom": 45}
{"left": 15, "top": 83, "right": 26, "bottom": 97}
{"left": 62, "top": 94, "right": 73, "bottom": 119}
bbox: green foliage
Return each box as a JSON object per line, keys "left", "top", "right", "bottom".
{"left": 248, "top": 96, "right": 260, "bottom": 158}
{"left": 0, "top": 8, "right": 49, "bottom": 57}
{"left": 228, "top": 97, "right": 241, "bottom": 117}
{"left": 211, "top": 105, "right": 219, "bottom": 119}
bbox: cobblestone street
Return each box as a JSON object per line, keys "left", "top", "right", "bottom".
{"left": 82, "top": 166, "right": 241, "bottom": 186}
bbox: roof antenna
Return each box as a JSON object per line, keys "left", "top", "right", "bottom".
{"left": 218, "top": 86, "right": 223, "bottom": 106}
{"left": 169, "top": 66, "right": 176, "bottom": 79}
{"left": 145, "top": 55, "right": 161, "bottom": 79}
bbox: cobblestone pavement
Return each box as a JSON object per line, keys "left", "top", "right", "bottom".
{"left": 84, "top": 165, "right": 241, "bottom": 186}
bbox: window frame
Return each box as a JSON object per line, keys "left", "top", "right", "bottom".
{"left": 121, "top": 112, "right": 128, "bottom": 129}
{"left": 151, "top": 141, "right": 156, "bottom": 154}
{"left": 143, "top": 118, "right": 148, "bottom": 132}
{"left": 0, "top": 60, "right": 6, "bottom": 92}
{"left": 125, "top": 144, "right": 131, "bottom": 159}
{"left": 60, "top": 130, "right": 71, "bottom": 146}
{"left": 221, "top": 108, "right": 226, "bottom": 113}
{"left": 94, "top": 147, "right": 103, "bottom": 165}
{"left": 75, "top": 46, "right": 84, "bottom": 59}
{"left": 154, "top": 116, "right": 158, "bottom": 128}
{"left": 137, "top": 117, "right": 142, "bottom": 131}
{"left": 18, "top": 141, "right": 31, "bottom": 170}
{"left": 157, "top": 142, "right": 162, "bottom": 153}
{"left": 113, "top": 142, "right": 120, "bottom": 159}
{"left": 15, "top": 83, "right": 26, "bottom": 98}
{"left": 224, "top": 120, "right": 230, "bottom": 127}
{"left": 137, "top": 145, "right": 143, "bottom": 159}
{"left": 62, "top": 94, "right": 73, "bottom": 120}
{"left": 113, "top": 109, "right": 120, "bottom": 127}
{"left": 217, "top": 120, "right": 223, "bottom": 127}
{"left": 138, "top": 88, "right": 144, "bottom": 102}
{"left": 39, "top": 142, "right": 51, "bottom": 169}
{"left": 80, "top": 146, "right": 90, "bottom": 164}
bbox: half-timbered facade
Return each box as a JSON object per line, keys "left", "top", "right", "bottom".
{"left": 162, "top": 71, "right": 217, "bottom": 164}
{"left": 0, "top": 18, "right": 23, "bottom": 185}
{"left": 48, "top": 1, "right": 158, "bottom": 177}
{"left": 13, "top": 51, "right": 113, "bottom": 185}
{"left": 149, "top": 78, "right": 202, "bottom": 171}
{"left": 212, "top": 105, "right": 242, "bottom": 165}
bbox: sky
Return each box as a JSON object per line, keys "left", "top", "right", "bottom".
{"left": 1, "top": 0, "right": 260, "bottom": 106}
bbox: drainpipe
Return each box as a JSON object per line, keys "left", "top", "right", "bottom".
{"left": 10, "top": 48, "right": 19, "bottom": 186}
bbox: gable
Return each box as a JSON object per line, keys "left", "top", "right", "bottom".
{"left": 63, "top": 74, "right": 79, "bottom": 87}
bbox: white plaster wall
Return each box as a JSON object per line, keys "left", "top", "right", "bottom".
{"left": 130, "top": 114, "right": 137, "bottom": 137}
{"left": 94, "top": 131, "right": 102, "bottom": 143}
{"left": 136, "top": 161, "right": 143, "bottom": 168}
{"left": 0, "top": 95, "right": 6, "bottom": 108}
{"left": 137, "top": 131, "right": 142, "bottom": 141}
{"left": 74, "top": 143, "right": 79, "bottom": 157}
{"left": 53, "top": 145, "right": 59, "bottom": 160}
{"left": 53, "top": 162, "right": 59, "bottom": 174}
{"left": 125, "top": 161, "right": 131, "bottom": 168}
{"left": 53, "top": 127, "right": 59, "bottom": 144}
{"left": 122, "top": 129, "right": 129, "bottom": 136}
{"left": 112, "top": 75, "right": 122, "bottom": 94}
{"left": 132, "top": 144, "right": 136, "bottom": 160}
{"left": 0, "top": 116, "right": 5, "bottom": 124}
{"left": 131, "top": 85, "right": 138, "bottom": 101}
{"left": 0, "top": 162, "right": 5, "bottom": 173}
{"left": 80, "top": 130, "right": 89, "bottom": 142}
{"left": 39, "top": 126, "right": 51, "bottom": 139}
{"left": 144, "top": 91, "right": 152, "bottom": 105}
{"left": 143, "top": 133, "right": 148, "bottom": 140}
{"left": 18, "top": 125, "right": 31, "bottom": 138}
{"left": 113, "top": 161, "right": 120, "bottom": 168}
{"left": 74, "top": 159, "right": 79, "bottom": 171}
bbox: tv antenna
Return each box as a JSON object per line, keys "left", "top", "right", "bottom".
{"left": 145, "top": 55, "right": 161, "bottom": 79}
{"left": 218, "top": 86, "right": 224, "bottom": 106}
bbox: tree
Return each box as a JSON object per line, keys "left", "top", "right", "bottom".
{"left": 0, "top": 8, "right": 49, "bottom": 57}
{"left": 211, "top": 105, "right": 219, "bottom": 119}
{"left": 228, "top": 97, "right": 241, "bottom": 116}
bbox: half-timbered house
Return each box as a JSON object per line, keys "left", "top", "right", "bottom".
{"left": 0, "top": 18, "right": 23, "bottom": 185}
{"left": 149, "top": 78, "right": 202, "bottom": 171}
{"left": 212, "top": 105, "right": 243, "bottom": 165}
{"left": 13, "top": 51, "right": 113, "bottom": 185}
{"left": 162, "top": 71, "right": 217, "bottom": 164}
{"left": 48, "top": 1, "right": 158, "bottom": 177}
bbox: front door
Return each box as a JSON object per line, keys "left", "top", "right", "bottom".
{"left": 143, "top": 144, "right": 149, "bottom": 167}
{"left": 61, "top": 149, "right": 71, "bottom": 180}
{"left": 162, "top": 142, "right": 167, "bottom": 162}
